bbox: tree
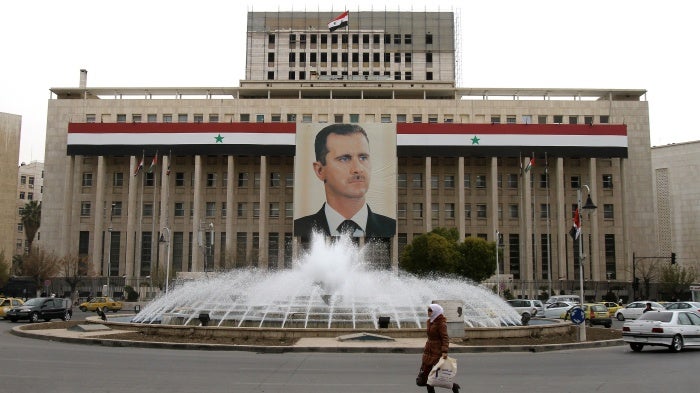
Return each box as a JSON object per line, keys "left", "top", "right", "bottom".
{"left": 658, "top": 264, "right": 697, "bottom": 301}
{"left": 454, "top": 237, "right": 496, "bottom": 282}
{"left": 0, "top": 250, "right": 10, "bottom": 289}
{"left": 399, "top": 232, "right": 458, "bottom": 275}
{"left": 17, "top": 247, "right": 60, "bottom": 295}
{"left": 60, "top": 254, "right": 92, "bottom": 300}
{"left": 20, "top": 201, "right": 41, "bottom": 253}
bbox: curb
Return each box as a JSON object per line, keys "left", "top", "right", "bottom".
{"left": 10, "top": 326, "right": 625, "bottom": 353}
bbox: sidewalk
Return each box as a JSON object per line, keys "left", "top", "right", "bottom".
{"left": 11, "top": 324, "right": 624, "bottom": 353}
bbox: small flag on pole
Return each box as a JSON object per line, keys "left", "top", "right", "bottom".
{"left": 166, "top": 151, "right": 171, "bottom": 176}
{"left": 147, "top": 152, "right": 158, "bottom": 174}
{"left": 133, "top": 155, "right": 144, "bottom": 176}
{"left": 328, "top": 11, "right": 349, "bottom": 32}
{"left": 569, "top": 208, "right": 581, "bottom": 240}
{"left": 524, "top": 157, "right": 534, "bottom": 173}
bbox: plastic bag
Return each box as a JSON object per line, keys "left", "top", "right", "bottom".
{"left": 427, "top": 356, "right": 457, "bottom": 388}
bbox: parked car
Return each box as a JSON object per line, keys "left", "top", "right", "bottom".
{"left": 564, "top": 303, "right": 612, "bottom": 328}
{"left": 0, "top": 297, "right": 25, "bottom": 319}
{"left": 614, "top": 301, "right": 665, "bottom": 321}
{"left": 599, "top": 301, "right": 623, "bottom": 317}
{"left": 6, "top": 297, "right": 73, "bottom": 323}
{"left": 663, "top": 301, "right": 700, "bottom": 313}
{"left": 506, "top": 299, "right": 544, "bottom": 318}
{"left": 78, "top": 297, "right": 123, "bottom": 312}
{"left": 543, "top": 301, "right": 577, "bottom": 319}
{"left": 545, "top": 295, "right": 580, "bottom": 305}
{"left": 622, "top": 310, "right": 700, "bottom": 352}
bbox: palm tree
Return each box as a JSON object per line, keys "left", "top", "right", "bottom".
{"left": 20, "top": 201, "right": 41, "bottom": 253}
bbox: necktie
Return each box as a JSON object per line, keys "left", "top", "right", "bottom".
{"left": 337, "top": 220, "right": 360, "bottom": 235}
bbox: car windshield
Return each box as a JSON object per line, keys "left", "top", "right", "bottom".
{"left": 638, "top": 312, "right": 672, "bottom": 322}
{"left": 23, "top": 298, "right": 44, "bottom": 306}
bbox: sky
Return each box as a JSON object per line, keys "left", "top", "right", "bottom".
{"left": 2, "top": 0, "right": 698, "bottom": 164}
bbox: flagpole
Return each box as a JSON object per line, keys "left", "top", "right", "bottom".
{"left": 531, "top": 152, "right": 537, "bottom": 300}
{"left": 151, "top": 152, "right": 158, "bottom": 280}
{"left": 137, "top": 150, "right": 144, "bottom": 282}
{"left": 545, "top": 152, "right": 552, "bottom": 298}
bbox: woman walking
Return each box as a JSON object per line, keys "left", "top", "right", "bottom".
{"left": 419, "top": 303, "right": 460, "bottom": 393}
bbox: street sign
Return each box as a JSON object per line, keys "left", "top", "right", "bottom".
{"left": 569, "top": 306, "right": 585, "bottom": 325}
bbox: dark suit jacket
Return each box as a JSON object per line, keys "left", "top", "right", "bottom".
{"left": 294, "top": 203, "right": 396, "bottom": 239}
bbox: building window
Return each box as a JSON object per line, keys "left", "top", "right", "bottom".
{"left": 19, "top": 192, "right": 25, "bottom": 199}
{"left": 237, "top": 203, "right": 247, "bottom": 218}
{"left": 464, "top": 174, "right": 471, "bottom": 189}
{"left": 178, "top": 114, "right": 188, "bottom": 123}
{"left": 509, "top": 234, "right": 520, "bottom": 279}
{"left": 221, "top": 202, "right": 227, "bottom": 217}
{"left": 475, "top": 175, "right": 487, "bottom": 188}
{"left": 507, "top": 174, "right": 518, "bottom": 188}
{"left": 163, "top": 114, "right": 172, "bottom": 123}
{"left": 397, "top": 173, "right": 407, "bottom": 188}
{"left": 476, "top": 204, "right": 487, "bottom": 218}
{"left": 209, "top": 114, "right": 219, "bottom": 122}
{"left": 602, "top": 174, "right": 614, "bottom": 189}
{"left": 491, "top": 115, "right": 501, "bottom": 124}
{"left": 80, "top": 202, "right": 91, "bottom": 216}
{"left": 238, "top": 172, "right": 248, "bottom": 187}
{"left": 175, "top": 172, "right": 185, "bottom": 187}
{"left": 147, "top": 114, "right": 157, "bottom": 122}
{"left": 269, "top": 202, "right": 280, "bottom": 218}
{"left": 17, "top": 223, "right": 23, "bottom": 232}
{"left": 605, "top": 234, "right": 616, "bottom": 280}
{"left": 20, "top": 175, "right": 26, "bottom": 185}
{"left": 349, "top": 114, "right": 360, "bottom": 123}
{"left": 253, "top": 202, "right": 260, "bottom": 218}
{"left": 112, "top": 201, "right": 122, "bottom": 217}
{"left": 270, "top": 172, "right": 281, "bottom": 187}
{"left": 445, "top": 203, "right": 455, "bottom": 218}
{"left": 570, "top": 176, "right": 580, "bottom": 189}
{"left": 538, "top": 115, "right": 547, "bottom": 124}
{"left": 287, "top": 114, "right": 297, "bottom": 122}
{"left": 285, "top": 202, "right": 293, "bottom": 218}
{"left": 444, "top": 175, "right": 455, "bottom": 189}
{"left": 603, "top": 204, "right": 614, "bottom": 219}
{"left": 539, "top": 173, "right": 548, "bottom": 188}
{"left": 397, "top": 203, "right": 407, "bottom": 219}
{"left": 117, "top": 114, "right": 126, "bottom": 123}
{"left": 27, "top": 192, "right": 33, "bottom": 201}
{"left": 206, "top": 173, "right": 216, "bottom": 187}
{"left": 431, "top": 175, "right": 439, "bottom": 189}
{"left": 425, "top": 34, "right": 433, "bottom": 44}
{"left": 174, "top": 202, "right": 184, "bottom": 217}
{"left": 431, "top": 203, "right": 439, "bottom": 219}
{"left": 142, "top": 203, "right": 153, "bottom": 217}
{"left": 509, "top": 204, "right": 519, "bottom": 219}
{"left": 584, "top": 115, "right": 594, "bottom": 125}
{"left": 553, "top": 115, "right": 563, "bottom": 124}
{"left": 256, "top": 114, "right": 265, "bottom": 123}
{"left": 600, "top": 115, "right": 610, "bottom": 124}
{"left": 285, "top": 172, "right": 294, "bottom": 188}
{"left": 86, "top": 114, "right": 96, "bottom": 123}
{"left": 465, "top": 204, "right": 471, "bottom": 219}
{"left": 540, "top": 203, "right": 550, "bottom": 219}
{"left": 82, "top": 173, "right": 93, "bottom": 187}
{"left": 412, "top": 173, "right": 423, "bottom": 188}
{"left": 144, "top": 172, "right": 154, "bottom": 187}
{"left": 569, "top": 116, "right": 578, "bottom": 124}
{"left": 206, "top": 202, "right": 216, "bottom": 217}
{"left": 412, "top": 203, "right": 423, "bottom": 218}
{"left": 381, "top": 114, "right": 391, "bottom": 123}
{"left": 113, "top": 172, "right": 124, "bottom": 187}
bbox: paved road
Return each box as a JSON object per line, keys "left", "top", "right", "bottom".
{"left": 1, "top": 314, "right": 697, "bottom": 393}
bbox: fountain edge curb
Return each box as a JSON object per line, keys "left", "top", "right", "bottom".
{"left": 11, "top": 326, "right": 625, "bottom": 353}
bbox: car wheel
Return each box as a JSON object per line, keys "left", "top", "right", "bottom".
{"left": 29, "top": 312, "right": 39, "bottom": 323}
{"left": 79, "top": 306, "right": 87, "bottom": 312}
{"left": 670, "top": 335, "right": 684, "bottom": 352}
{"left": 630, "top": 343, "right": 644, "bottom": 352}
{"left": 616, "top": 313, "right": 625, "bottom": 321}
{"left": 43, "top": 318, "right": 51, "bottom": 322}
{"left": 62, "top": 311, "right": 71, "bottom": 321}
{"left": 111, "top": 308, "right": 119, "bottom": 313}
{"left": 604, "top": 323, "right": 612, "bottom": 328}
{"left": 9, "top": 318, "right": 17, "bottom": 323}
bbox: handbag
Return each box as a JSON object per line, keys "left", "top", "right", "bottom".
{"left": 416, "top": 368, "right": 428, "bottom": 386}
{"left": 427, "top": 356, "right": 458, "bottom": 388}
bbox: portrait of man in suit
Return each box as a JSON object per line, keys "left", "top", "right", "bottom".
{"left": 294, "top": 123, "right": 396, "bottom": 239}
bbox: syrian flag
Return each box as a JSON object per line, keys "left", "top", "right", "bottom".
{"left": 524, "top": 157, "right": 534, "bottom": 173}
{"left": 147, "top": 152, "right": 158, "bottom": 174}
{"left": 166, "top": 151, "right": 171, "bottom": 176}
{"left": 133, "top": 155, "right": 144, "bottom": 176}
{"left": 328, "top": 11, "right": 349, "bottom": 32}
{"left": 569, "top": 208, "right": 581, "bottom": 240}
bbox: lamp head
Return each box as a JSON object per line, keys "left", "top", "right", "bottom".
{"left": 582, "top": 194, "right": 597, "bottom": 211}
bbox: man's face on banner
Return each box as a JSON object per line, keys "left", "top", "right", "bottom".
{"left": 314, "top": 132, "right": 371, "bottom": 201}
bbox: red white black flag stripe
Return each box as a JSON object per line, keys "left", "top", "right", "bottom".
{"left": 328, "top": 11, "right": 349, "bottom": 32}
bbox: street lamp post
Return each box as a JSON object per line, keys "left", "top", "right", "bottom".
{"left": 577, "top": 185, "right": 597, "bottom": 342}
{"left": 495, "top": 230, "right": 500, "bottom": 297}
{"left": 106, "top": 203, "right": 115, "bottom": 297}
{"left": 159, "top": 227, "right": 171, "bottom": 294}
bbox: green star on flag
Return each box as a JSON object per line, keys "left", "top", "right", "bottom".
{"left": 214, "top": 134, "right": 224, "bottom": 143}
{"left": 471, "top": 135, "right": 480, "bottom": 145}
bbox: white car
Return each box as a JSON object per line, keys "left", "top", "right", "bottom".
{"left": 614, "top": 301, "right": 665, "bottom": 321}
{"left": 506, "top": 299, "right": 544, "bottom": 318}
{"left": 622, "top": 310, "right": 700, "bottom": 352}
{"left": 543, "top": 301, "right": 577, "bottom": 319}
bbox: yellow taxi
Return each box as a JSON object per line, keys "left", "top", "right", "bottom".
{"left": 599, "top": 301, "right": 623, "bottom": 317}
{"left": 78, "top": 297, "right": 123, "bottom": 312}
{"left": 0, "top": 297, "right": 25, "bottom": 318}
{"left": 564, "top": 303, "right": 612, "bottom": 328}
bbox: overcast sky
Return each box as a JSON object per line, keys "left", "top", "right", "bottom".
{"left": 2, "top": 0, "right": 697, "bottom": 164}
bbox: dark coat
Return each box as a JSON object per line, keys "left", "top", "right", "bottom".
{"left": 293, "top": 203, "right": 396, "bottom": 239}
{"left": 421, "top": 314, "right": 449, "bottom": 372}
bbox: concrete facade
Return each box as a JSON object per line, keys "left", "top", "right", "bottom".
{"left": 39, "top": 11, "right": 657, "bottom": 300}
{"left": 0, "top": 112, "right": 21, "bottom": 260}
{"left": 16, "top": 161, "right": 44, "bottom": 254}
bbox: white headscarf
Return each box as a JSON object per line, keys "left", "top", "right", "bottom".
{"left": 428, "top": 303, "right": 444, "bottom": 323}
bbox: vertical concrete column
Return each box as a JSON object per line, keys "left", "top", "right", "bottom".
{"left": 259, "top": 156, "right": 268, "bottom": 269}
{"left": 125, "top": 156, "right": 138, "bottom": 278}
{"left": 61, "top": 156, "right": 75, "bottom": 257}
{"left": 70, "top": 156, "right": 84, "bottom": 257}
{"left": 588, "top": 158, "right": 600, "bottom": 281}
{"left": 457, "top": 157, "right": 465, "bottom": 239}
{"left": 489, "top": 157, "right": 499, "bottom": 242}
{"left": 158, "top": 155, "right": 170, "bottom": 273}
{"left": 92, "top": 156, "right": 106, "bottom": 276}
{"left": 425, "top": 157, "right": 432, "bottom": 232}
{"left": 619, "top": 158, "right": 630, "bottom": 282}
{"left": 192, "top": 155, "right": 202, "bottom": 271}
{"left": 555, "top": 157, "right": 567, "bottom": 282}
{"left": 226, "top": 156, "right": 235, "bottom": 270}
{"left": 521, "top": 155, "right": 533, "bottom": 298}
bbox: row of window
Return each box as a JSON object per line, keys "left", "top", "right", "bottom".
{"left": 19, "top": 175, "right": 39, "bottom": 185}
{"left": 282, "top": 70, "right": 420, "bottom": 81}
{"left": 18, "top": 191, "right": 38, "bottom": 200}
{"left": 83, "top": 170, "right": 616, "bottom": 191}
{"left": 278, "top": 51, "right": 427, "bottom": 65}
{"left": 88, "top": 113, "right": 610, "bottom": 125}
{"left": 278, "top": 33, "right": 433, "bottom": 46}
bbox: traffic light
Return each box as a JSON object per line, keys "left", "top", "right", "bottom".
{"left": 671, "top": 252, "right": 676, "bottom": 265}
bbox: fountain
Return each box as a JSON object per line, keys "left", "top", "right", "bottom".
{"left": 131, "top": 233, "right": 523, "bottom": 330}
